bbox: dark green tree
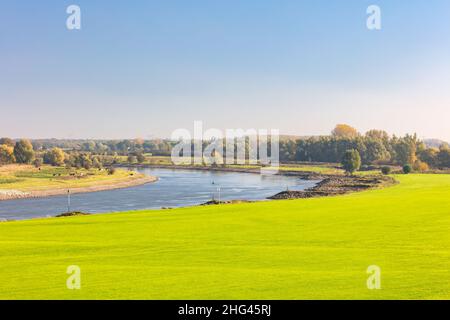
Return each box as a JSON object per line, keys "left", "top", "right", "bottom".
{"left": 13, "top": 139, "right": 35, "bottom": 164}
{"left": 341, "top": 149, "right": 361, "bottom": 174}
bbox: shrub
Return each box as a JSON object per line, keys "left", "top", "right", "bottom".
{"left": 108, "top": 167, "right": 116, "bottom": 175}
{"left": 381, "top": 166, "right": 391, "bottom": 175}
{"left": 403, "top": 164, "right": 412, "bottom": 174}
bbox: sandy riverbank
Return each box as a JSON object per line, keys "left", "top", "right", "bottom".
{"left": 0, "top": 175, "right": 158, "bottom": 201}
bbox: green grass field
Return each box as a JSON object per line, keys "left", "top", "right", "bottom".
{"left": 0, "top": 174, "right": 449, "bottom": 299}
{"left": 0, "top": 165, "right": 144, "bottom": 192}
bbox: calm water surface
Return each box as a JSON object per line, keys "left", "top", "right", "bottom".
{"left": 0, "top": 168, "right": 318, "bottom": 221}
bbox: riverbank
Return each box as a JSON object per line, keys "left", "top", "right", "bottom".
{"left": 0, "top": 165, "right": 157, "bottom": 201}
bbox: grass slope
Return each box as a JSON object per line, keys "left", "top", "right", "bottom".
{"left": 0, "top": 165, "right": 144, "bottom": 192}
{"left": 0, "top": 174, "right": 449, "bottom": 299}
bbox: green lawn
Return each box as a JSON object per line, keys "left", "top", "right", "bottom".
{"left": 0, "top": 174, "right": 449, "bottom": 299}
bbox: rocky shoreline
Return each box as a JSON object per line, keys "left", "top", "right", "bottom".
{"left": 268, "top": 175, "right": 397, "bottom": 200}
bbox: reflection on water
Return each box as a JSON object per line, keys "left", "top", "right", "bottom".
{"left": 0, "top": 168, "right": 318, "bottom": 221}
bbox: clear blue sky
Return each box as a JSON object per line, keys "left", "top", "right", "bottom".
{"left": 1, "top": 0, "right": 450, "bottom": 140}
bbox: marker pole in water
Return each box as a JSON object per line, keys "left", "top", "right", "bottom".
{"left": 67, "top": 189, "right": 71, "bottom": 213}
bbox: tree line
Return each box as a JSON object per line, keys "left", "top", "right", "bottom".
{"left": 280, "top": 125, "right": 450, "bottom": 171}
{"left": 1, "top": 124, "right": 450, "bottom": 171}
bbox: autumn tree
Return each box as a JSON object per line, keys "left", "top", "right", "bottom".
{"left": 0, "top": 137, "right": 15, "bottom": 147}
{"left": 0, "top": 144, "right": 15, "bottom": 165}
{"left": 332, "top": 124, "right": 359, "bottom": 139}
{"left": 418, "top": 148, "right": 438, "bottom": 168}
{"left": 43, "top": 147, "right": 66, "bottom": 166}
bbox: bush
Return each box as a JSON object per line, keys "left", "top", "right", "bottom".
{"left": 381, "top": 166, "right": 391, "bottom": 175}
{"left": 108, "top": 167, "right": 116, "bottom": 175}
{"left": 403, "top": 164, "right": 412, "bottom": 174}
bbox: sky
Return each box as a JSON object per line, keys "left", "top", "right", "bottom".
{"left": 1, "top": 0, "right": 450, "bottom": 140}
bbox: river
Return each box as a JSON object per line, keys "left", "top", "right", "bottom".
{"left": 0, "top": 168, "right": 318, "bottom": 221}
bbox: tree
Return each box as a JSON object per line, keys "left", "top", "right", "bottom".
{"left": 413, "top": 160, "right": 429, "bottom": 172}
{"left": 437, "top": 147, "right": 450, "bottom": 168}
{"left": 80, "top": 154, "right": 93, "bottom": 170}
{"left": 0, "top": 144, "right": 15, "bottom": 165}
{"left": 43, "top": 147, "right": 66, "bottom": 166}
{"left": 332, "top": 124, "right": 359, "bottom": 139}
{"left": 418, "top": 148, "right": 438, "bottom": 168}
{"left": 92, "top": 157, "right": 102, "bottom": 169}
{"left": 0, "top": 137, "right": 15, "bottom": 147}
{"left": 362, "top": 138, "right": 390, "bottom": 164}
{"left": 127, "top": 155, "right": 137, "bottom": 164}
{"left": 394, "top": 137, "right": 417, "bottom": 165}
{"left": 365, "top": 130, "right": 389, "bottom": 141}
{"left": 13, "top": 139, "right": 35, "bottom": 164}
{"left": 82, "top": 141, "right": 96, "bottom": 152}
{"left": 136, "top": 153, "right": 146, "bottom": 163}
{"left": 341, "top": 149, "right": 361, "bottom": 174}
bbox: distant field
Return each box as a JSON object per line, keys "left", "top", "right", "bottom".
{"left": 0, "top": 174, "right": 449, "bottom": 299}
{"left": 278, "top": 164, "right": 344, "bottom": 174}
{"left": 0, "top": 165, "right": 144, "bottom": 192}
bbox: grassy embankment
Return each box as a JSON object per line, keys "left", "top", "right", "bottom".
{"left": 0, "top": 165, "right": 149, "bottom": 198}
{"left": 0, "top": 174, "right": 449, "bottom": 299}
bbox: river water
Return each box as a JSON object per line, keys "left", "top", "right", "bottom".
{"left": 0, "top": 168, "right": 318, "bottom": 221}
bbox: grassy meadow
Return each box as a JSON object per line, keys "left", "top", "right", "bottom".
{"left": 0, "top": 174, "right": 449, "bottom": 299}
{"left": 0, "top": 165, "right": 144, "bottom": 192}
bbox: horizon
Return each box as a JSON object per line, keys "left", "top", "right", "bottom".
{"left": 1, "top": 0, "right": 450, "bottom": 141}
{"left": 2, "top": 129, "right": 449, "bottom": 144}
